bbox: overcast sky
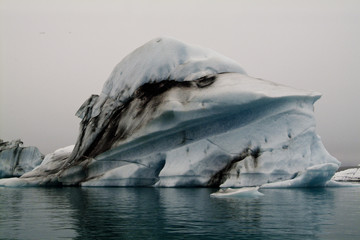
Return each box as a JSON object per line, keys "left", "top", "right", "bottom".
{"left": 0, "top": 0, "right": 359, "bottom": 166}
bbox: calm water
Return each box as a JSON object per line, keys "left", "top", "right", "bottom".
{"left": 0, "top": 186, "right": 359, "bottom": 240}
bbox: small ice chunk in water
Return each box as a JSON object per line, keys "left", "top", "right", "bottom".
{"left": 210, "top": 187, "right": 263, "bottom": 198}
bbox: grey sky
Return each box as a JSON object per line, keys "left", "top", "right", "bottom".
{"left": 0, "top": 0, "right": 359, "bottom": 166}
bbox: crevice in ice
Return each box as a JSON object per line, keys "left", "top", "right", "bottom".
{"left": 194, "top": 74, "right": 217, "bottom": 88}
{"left": 206, "top": 139, "right": 234, "bottom": 154}
{"left": 207, "top": 146, "right": 262, "bottom": 187}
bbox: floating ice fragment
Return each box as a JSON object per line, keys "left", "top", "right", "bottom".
{"left": 210, "top": 187, "right": 263, "bottom": 198}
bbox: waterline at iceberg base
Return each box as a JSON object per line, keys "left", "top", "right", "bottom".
{"left": 0, "top": 37, "right": 340, "bottom": 188}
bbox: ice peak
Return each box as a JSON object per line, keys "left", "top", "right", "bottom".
{"left": 101, "top": 37, "right": 246, "bottom": 102}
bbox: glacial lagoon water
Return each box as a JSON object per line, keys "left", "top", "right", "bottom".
{"left": 1, "top": 186, "right": 360, "bottom": 240}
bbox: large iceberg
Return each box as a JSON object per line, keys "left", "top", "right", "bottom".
{"left": 0, "top": 37, "right": 340, "bottom": 188}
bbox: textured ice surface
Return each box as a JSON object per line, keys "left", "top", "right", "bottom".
{"left": 73, "top": 71, "right": 338, "bottom": 188}
{"left": 0, "top": 145, "right": 74, "bottom": 187}
{"left": 332, "top": 166, "right": 360, "bottom": 182}
{"left": 0, "top": 37, "right": 340, "bottom": 188}
{"left": 0, "top": 139, "right": 43, "bottom": 178}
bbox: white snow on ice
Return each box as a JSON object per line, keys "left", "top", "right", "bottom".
{"left": 332, "top": 167, "right": 360, "bottom": 182}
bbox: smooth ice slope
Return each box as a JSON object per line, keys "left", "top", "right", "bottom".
{"left": 261, "top": 163, "right": 339, "bottom": 188}
{"left": 0, "top": 37, "right": 340, "bottom": 188}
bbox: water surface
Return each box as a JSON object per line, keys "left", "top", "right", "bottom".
{"left": 1, "top": 187, "right": 359, "bottom": 240}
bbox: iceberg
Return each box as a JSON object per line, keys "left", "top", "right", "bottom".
{"left": 261, "top": 163, "right": 339, "bottom": 188}
{"left": 0, "top": 139, "right": 43, "bottom": 178}
{"left": 0, "top": 37, "right": 340, "bottom": 188}
{"left": 332, "top": 165, "right": 360, "bottom": 182}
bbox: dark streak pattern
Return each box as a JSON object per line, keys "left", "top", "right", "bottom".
{"left": 207, "top": 146, "right": 262, "bottom": 187}
{"left": 64, "top": 75, "right": 218, "bottom": 176}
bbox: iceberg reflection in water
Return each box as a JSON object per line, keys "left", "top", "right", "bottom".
{"left": 1, "top": 187, "right": 360, "bottom": 240}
